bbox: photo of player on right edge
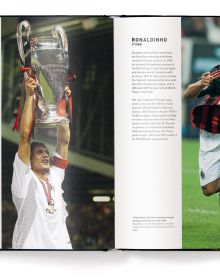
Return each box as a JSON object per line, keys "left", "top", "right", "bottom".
{"left": 184, "top": 68, "right": 220, "bottom": 197}
{"left": 182, "top": 16, "right": 220, "bottom": 249}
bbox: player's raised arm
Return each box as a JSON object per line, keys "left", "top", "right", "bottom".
{"left": 18, "top": 74, "right": 36, "bottom": 165}
{"left": 56, "top": 123, "right": 70, "bottom": 160}
{"left": 55, "top": 85, "right": 71, "bottom": 160}
{"left": 183, "top": 72, "right": 213, "bottom": 99}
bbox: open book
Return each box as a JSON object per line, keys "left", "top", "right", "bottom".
{"left": 1, "top": 16, "right": 219, "bottom": 250}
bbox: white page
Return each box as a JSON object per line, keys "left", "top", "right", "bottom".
{"left": 114, "top": 17, "right": 181, "bottom": 249}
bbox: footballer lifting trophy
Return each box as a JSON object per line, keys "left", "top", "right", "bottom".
{"left": 16, "top": 20, "right": 70, "bottom": 128}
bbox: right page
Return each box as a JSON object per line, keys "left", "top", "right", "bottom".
{"left": 182, "top": 16, "right": 220, "bottom": 249}
{"left": 115, "top": 16, "right": 220, "bottom": 250}
{"left": 114, "top": 17, "right": 182, "bottom": 249}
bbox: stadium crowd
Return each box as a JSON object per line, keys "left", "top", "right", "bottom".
{"left": 182, "top": 17, "right": 220, "bottom": 43}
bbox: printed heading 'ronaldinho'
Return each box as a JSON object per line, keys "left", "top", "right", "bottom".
{"left": 132, "top": 37, "right": 167, "bottom": 42}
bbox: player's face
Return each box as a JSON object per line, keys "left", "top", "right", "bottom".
{"left": 31, "top": 146, "right": 50, "bottom": 174}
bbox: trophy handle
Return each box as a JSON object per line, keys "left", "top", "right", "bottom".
{"left": 52, "top": 26, "right": 68, "bottom": 52}
{"left": 16, "top": 21, "right": 31, "bottom": 65}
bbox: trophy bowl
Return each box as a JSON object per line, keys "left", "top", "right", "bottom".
{"left": 17, "top": 22, "right": 70, "bottom": 128}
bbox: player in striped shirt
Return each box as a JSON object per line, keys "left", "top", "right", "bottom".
{"left": 184, "top": 65, "right": 220, "bottom": 197}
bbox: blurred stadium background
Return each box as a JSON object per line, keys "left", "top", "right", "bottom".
{"left": 182, "top": 17, "right": 220, "bottom": 249}
{"left": 1, "top": 16, "right": 114, "bottom": 250}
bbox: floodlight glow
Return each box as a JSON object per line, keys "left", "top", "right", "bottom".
{"left": 92, "top": 196, "right": 111, "bottom": 202}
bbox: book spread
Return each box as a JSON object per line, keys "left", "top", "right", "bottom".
{"left": 1, "top": 16, "right": 219, "bottom": 250}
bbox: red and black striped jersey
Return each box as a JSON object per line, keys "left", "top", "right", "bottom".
{"left": 191, "top": 65, "right": 220, "bottom": 134}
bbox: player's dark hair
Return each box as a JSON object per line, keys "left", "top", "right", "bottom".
{"left": 30, "top": 142, "right": 49, "bottom": 158}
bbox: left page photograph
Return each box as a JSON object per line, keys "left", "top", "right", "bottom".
{"left": 1, "top": 16, "right": 114, "bottom": 250}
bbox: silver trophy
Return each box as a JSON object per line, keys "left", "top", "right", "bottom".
{"left": 16, "top": 21, "right": 69, "bottom": 128}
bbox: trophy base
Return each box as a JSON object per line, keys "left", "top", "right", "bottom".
{"left": 35, "top": 116, "right": 69, "bottom": 128}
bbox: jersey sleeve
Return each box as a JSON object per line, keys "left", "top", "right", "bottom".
{"left": 11, "top": 152, "right": 32, "bottom": 198}
{"left": 197, "top": 82, "right": 216, "bottom": 97}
